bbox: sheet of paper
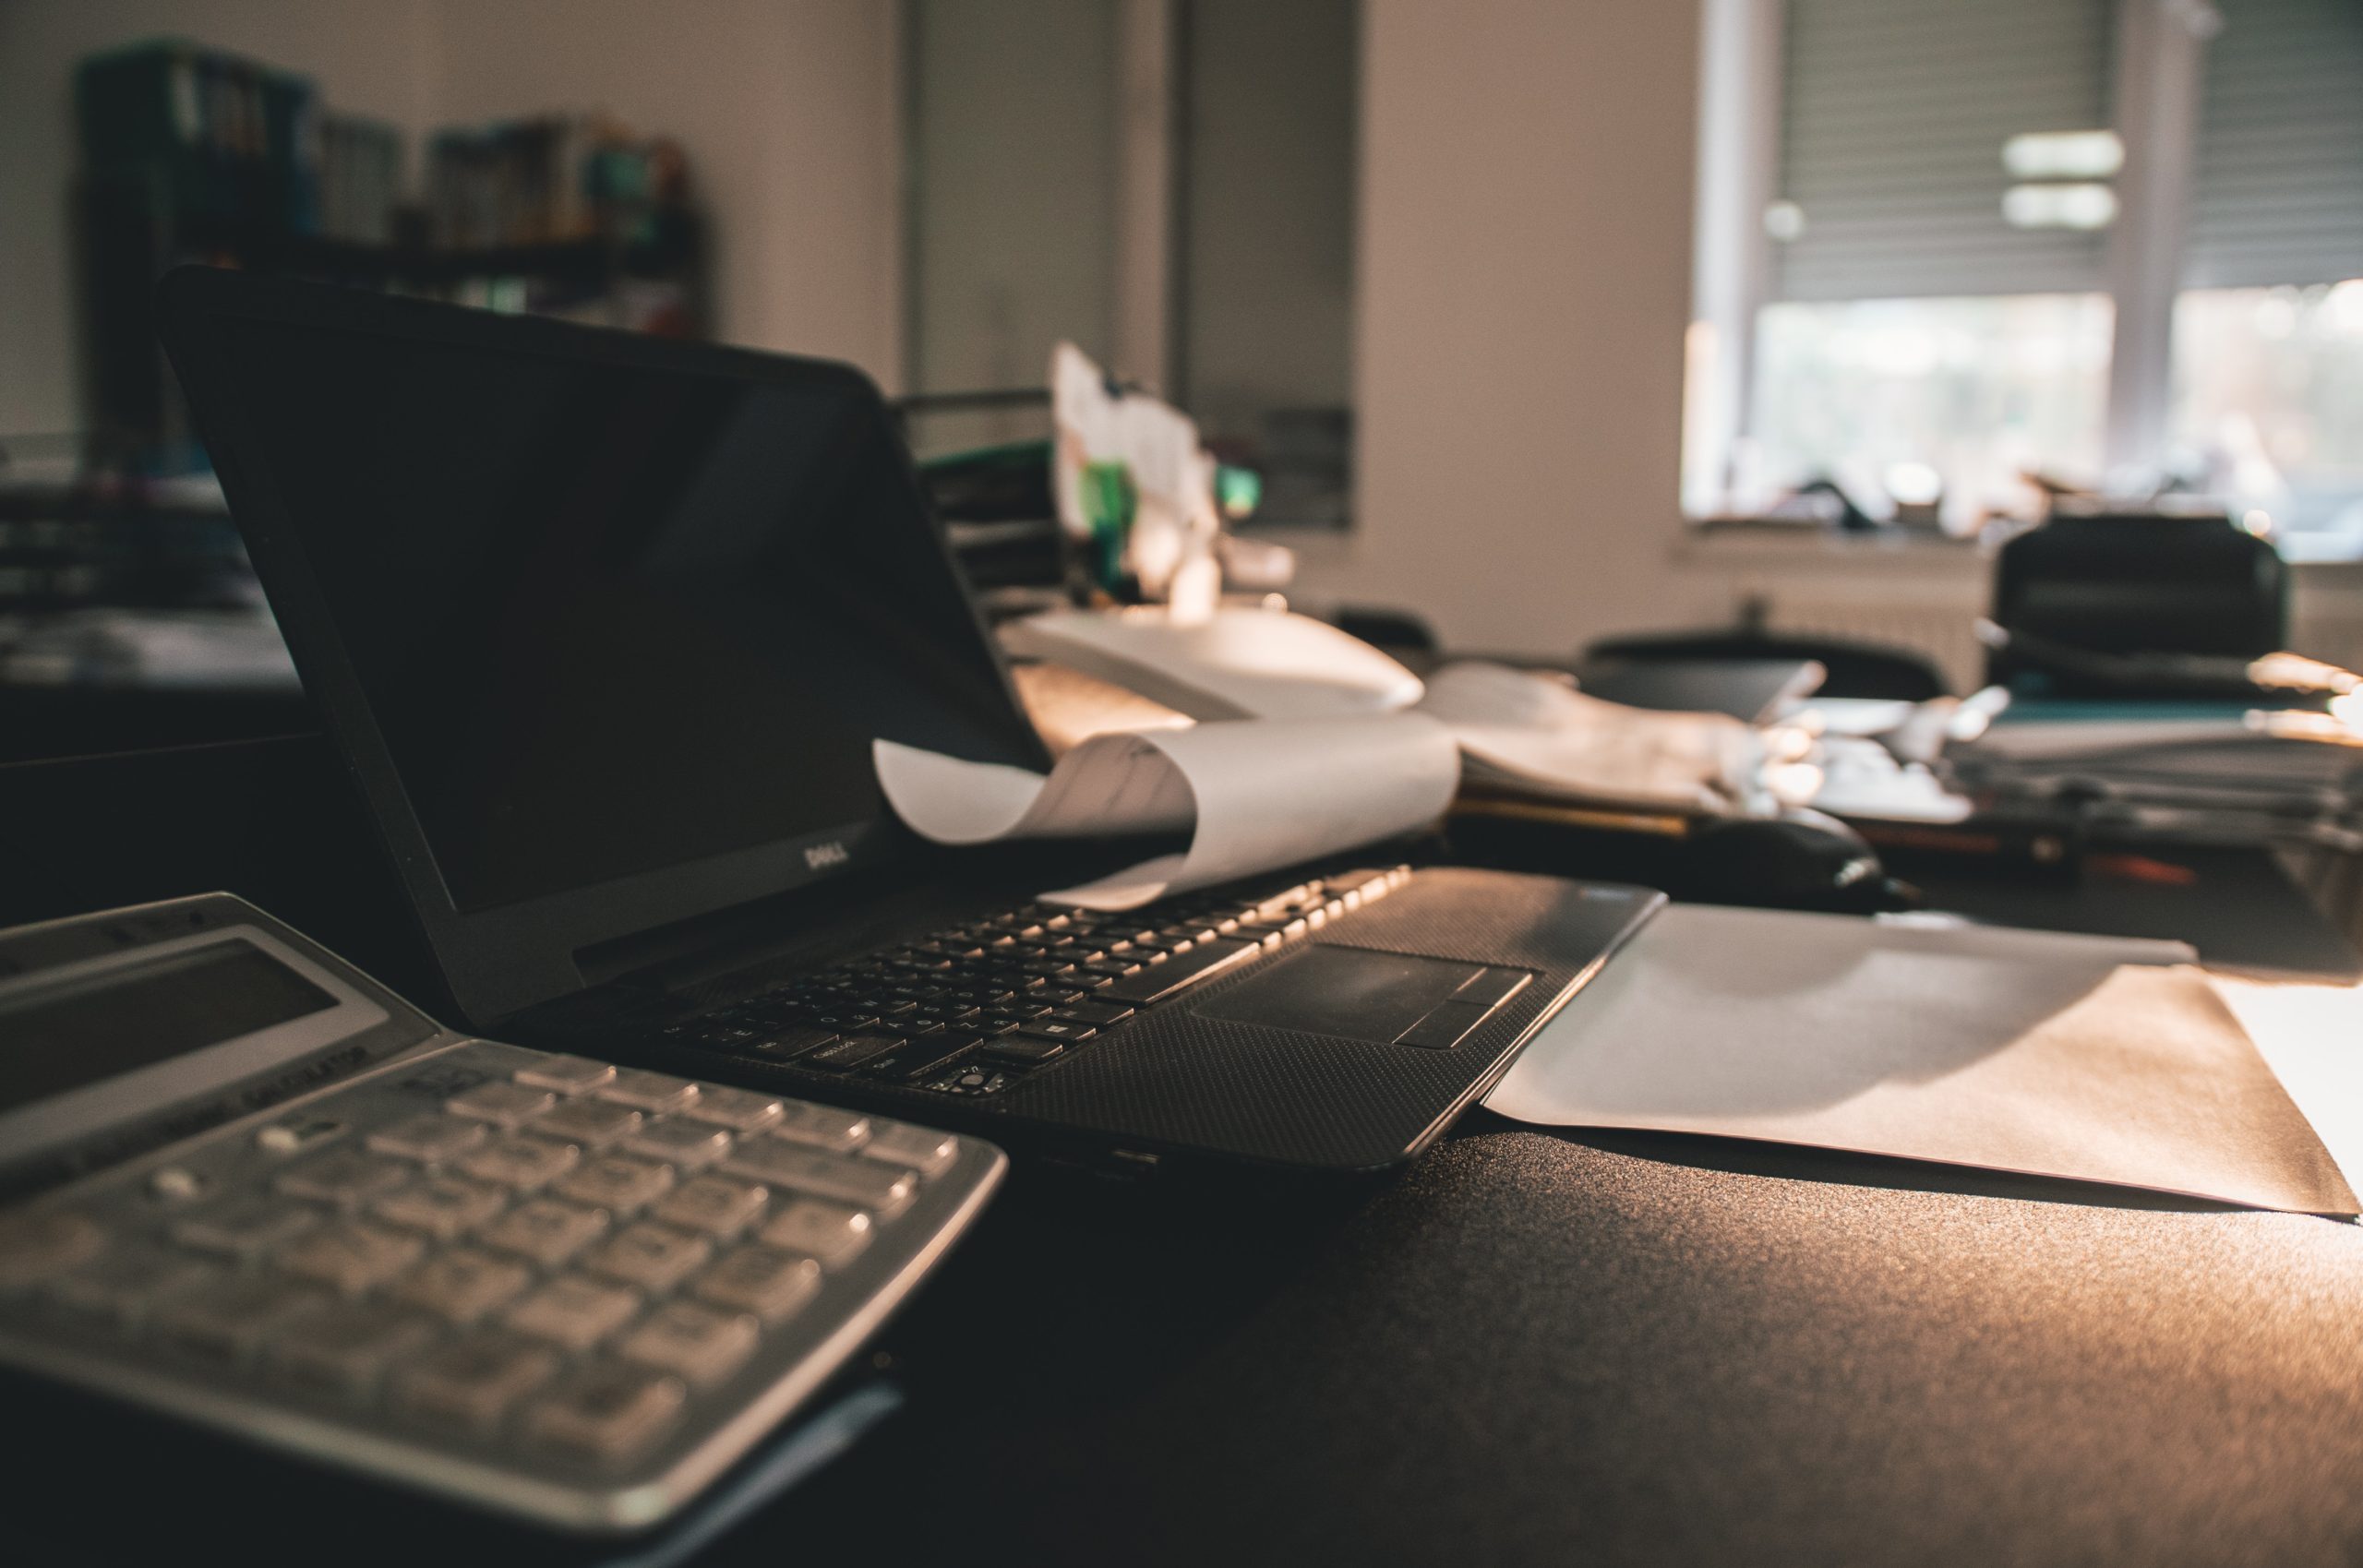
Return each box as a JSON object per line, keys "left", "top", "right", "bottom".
{"left": 1002, "top": 607, "right": 1426, "bottom": 722}
{"left": 1415, "top": 660, "right": 1764, "bottom": 813}
{"left": 1485, "top": 904, "right": 2357, "bottom": 1215}
{"left": 873, "top": 712, "right": 1459, "bottom": 908}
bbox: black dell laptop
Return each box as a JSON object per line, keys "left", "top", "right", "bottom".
{"left": 159, "top": 267, "right": 1661, "bottom": 1177}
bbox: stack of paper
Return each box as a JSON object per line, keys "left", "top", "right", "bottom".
{"left": 1485, "top": 904, "right": 2357, "bottom": 1215}
{"left": 878, "top": 606, "right": 1816, "bottom": 904}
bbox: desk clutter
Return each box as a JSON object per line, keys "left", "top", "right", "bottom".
{"left": 5, "top": 262, "right": 2357, "bottom": 1549}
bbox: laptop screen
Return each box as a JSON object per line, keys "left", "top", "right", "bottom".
{"left": 220, "top": 316, "right": 1041, "bottom": 915}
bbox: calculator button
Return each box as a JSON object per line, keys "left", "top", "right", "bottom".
{"left": 146, "top": 1167, "right": 211, "bottom": 1203}
{"left": 767, "top": 1103, "right": 871, "bottom": 1155}
{"left": 276, "top": 1221, "right": 427, "bottom": 1295}
{"left": 690, "top": 1247, "right": 821, "bottom": 1324}
{"left": 270, "top": 1303, "right": 437, "bottom": 1397}
{"left": 505, "top": 1275, "right": 642, "bottom": 1353}
{"left": 513, "top": 1055, "right": 617, "bottom": 1095}
{"left": 371, "top": 1174, "right": 508, "bottom": 1241}
{"left": 458, "top": 1136, "right": 581, "bottom": 1192}
{"left": 479, "top": 1199, "right": 611, "bottom": 1268}
{"left": 366, "top": 1114, "right": 489, "bottom": 1163}
{"left": 174, "top": 1198, "right": 320, "bottom": 1260}
{"left": 680, "top": 1086, "right": 783, "bottom": 1134}
{"left": 757, "top": 1199, "right": 872, "bottom": 1269}
{"left": 395, "top": 1333, "right": 561, "bottom": 1434}
{"left": 275, "top": 1150, "right": 414, "bottom": 1207}
{"left": 652, "top": 1175, "right": 770, "bottom": 1239}
{"left": 594, "top": 1070, "right": 700, "bottom": 1116}
{"left": 254, "top": 1118, "right": 345, "bottom": 1156}
{"left": 860, "top": 1123, "right": 960, "bottom": 1179}
{"left": 556, "top": 1155, "right": 675, "bottom": 1215}
{"left": 618, "top": 1301, "right": 759, "bottom": 1389}
{"left": 622, "top": 1119, "right": 733, "bottom": 1169}
{"left": 530, "top": 1098, "right": 644, "bottom": 1149}
{"left": 447, "top": 1082, "right": 558, "bottom": 1128}
{"left": 388, "top": 1249, "right": 534, "bottom": 1325}
{"left": 48, "top": 1248, "right": 212, "bottom": 1329}
{"left": 153, "top": 1275, "right": 326, "bottom": 1364}
{"left": 725, "top": 1143, "right": 917, "bottom": 1215}
{"left": 0, "top": 1211, "right": 107, "bottom": 1292}
{"left": 582, "top": 1224, "right": 712, "bottom": 1294}
{"left": 524, "top": 1363, "right": 687, "bottom": 1465}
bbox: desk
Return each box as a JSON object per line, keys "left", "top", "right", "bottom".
{"left": 21, "top": 1104, "right": 2363, "bottom": 1566}
{"left": 11, "top": 841, "right": 2363, "bottom": 1564}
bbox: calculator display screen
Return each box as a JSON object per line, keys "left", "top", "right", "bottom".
{"left": 0, "top": 942, "right": 336, "bottom": 1117}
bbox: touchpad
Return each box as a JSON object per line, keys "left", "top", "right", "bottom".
{"left": 1195, "top": 945, "right": 1484, "bottom": 1043}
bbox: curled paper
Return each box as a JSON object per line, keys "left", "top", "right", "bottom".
{"left": 1415, "top": 660, "right": 1767, "bottom": 814}
{"left": 874, "top": 713, "right": 1461, "bottom": 909}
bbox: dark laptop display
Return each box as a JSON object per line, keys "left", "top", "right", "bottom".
{"left": 221, "top": 315, "right": 1044, "bottom": 916}
{"left": 163, "top": 268, "right": 1660, "bottom": 1175}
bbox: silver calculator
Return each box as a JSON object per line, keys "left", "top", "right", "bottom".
{"left": 0, "top": 893, "right": 1004, "bottom": 1531}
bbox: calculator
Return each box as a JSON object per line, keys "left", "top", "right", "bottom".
{"left": 0, "top": 893, "right": 1004, "bottom": 1532}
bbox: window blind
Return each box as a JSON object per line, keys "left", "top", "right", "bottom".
{"left": 2184, "top": 0, "right": 2363, "bottom": 290}
{"left": 1773, "top": 0, "right": 2117, "bottom": 302}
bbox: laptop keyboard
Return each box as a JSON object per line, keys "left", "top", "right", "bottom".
{"left": 663, "top": 865, "right": 1413, "bottom": 1097}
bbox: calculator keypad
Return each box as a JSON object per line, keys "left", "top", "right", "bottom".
{"left": 0, "top": 1036, "right": 999, "bottom": 1523}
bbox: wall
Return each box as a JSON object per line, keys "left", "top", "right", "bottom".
{"left": 0, "top": 0, "right": 439, "bottom": 437}
{"left": 0, "top": 0, "right": 903, "bottom": 440}
{"left": 905, "top": 0, "right": 1120, "bottom": 452}
{"left": 1179, "top": 0, "right": 1358, "bottom": 426}
{"left": 1297, "top": 0, "right": 1718, "bottom": 658}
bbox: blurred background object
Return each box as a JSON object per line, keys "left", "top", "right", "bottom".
{"left": 1, "top": 0, "right": 2358, "bottom": 756}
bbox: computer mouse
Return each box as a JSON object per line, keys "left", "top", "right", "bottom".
{"left": 1683, "top": 808, "right": 1912, "bottom": 913}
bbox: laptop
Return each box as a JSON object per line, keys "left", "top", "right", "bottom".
{"left": 159, "top": 267, "right": 1662, "bottom": 1178}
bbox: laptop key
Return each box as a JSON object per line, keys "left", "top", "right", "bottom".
{"left": 982, "top": 1035, "right": 1064, "bottom": 1064}
{"left": 1015, "top": 1020, "right": 1094, "bottom": 1045}
{"left": 802, "top": 1034, "right": 899, "bottom": 1071}
{"left": 1056, "top": 1000, "right": 1136, "bottom": 1026}
{"left": 1100, "top": 939, "right": 1256, "bottom": 1005}
{"left": 859, "top": 1033, "right": 981, "bottom": 1083}
{"left": 750, "top": 1025, "right": 839, "bottom": 1059}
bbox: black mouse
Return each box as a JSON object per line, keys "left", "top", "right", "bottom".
{"left": 1682, "top": 808, "right": 1913, "bottom": 913}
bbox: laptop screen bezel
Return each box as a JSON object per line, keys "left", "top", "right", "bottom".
{"left": 158, "top": 267, "right": 1050, "bottom": 1026}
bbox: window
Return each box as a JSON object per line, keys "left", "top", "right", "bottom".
{"left": 2171, "top": 0, "right": 2363, "bottom": 557}
{"left": 1689, "top": 0, "right": 2363, "bottom": 551}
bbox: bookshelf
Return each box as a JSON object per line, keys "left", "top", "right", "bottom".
{"left": 72, "top": 39, "right": 709, "bottom": 467}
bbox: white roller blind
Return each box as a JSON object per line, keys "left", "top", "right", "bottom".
{"left": 2184, "top": 0, "right": 2363, "bottom": 290}
{"left": 1774, "top": 0, "right": 2117, "bottom": 302}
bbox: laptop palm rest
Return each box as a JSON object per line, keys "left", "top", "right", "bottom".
{"left": 1194, "top": 945, "right": 1532, "bottom": 1048}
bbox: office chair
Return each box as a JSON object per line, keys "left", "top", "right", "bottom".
{"left": 1577, "top": 626, "right": 1950, "bottom": 701}
{"left": 1985, "top": 510, "right": 2288, "bottom": 696}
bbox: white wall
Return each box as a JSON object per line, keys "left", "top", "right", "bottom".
{"left": 0, "top": 0, "right": 439, "bottom": 437}
{"left": 1299, "top": 0, "right": 1716, "bottom": 658}
{"left": 0, "top": 0, "right": 903, "bottom": 439}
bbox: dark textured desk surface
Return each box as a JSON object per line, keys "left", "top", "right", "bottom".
{"left": 18, "top": 853, "right": 2363, "bottom": 1564}
{"left": 30, "top": 1121, "right": 2363, "bottom": 1566}
{"left": 750, "top": 1129, "right": 2363, "bottom": 1568}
